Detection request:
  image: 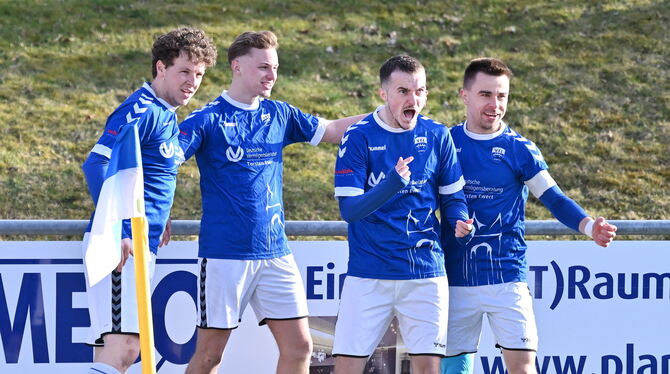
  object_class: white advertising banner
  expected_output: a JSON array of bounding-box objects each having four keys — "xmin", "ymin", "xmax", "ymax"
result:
[{"xmin": 0, "ymin": 241, "xmax": 667, "ymax": 373}]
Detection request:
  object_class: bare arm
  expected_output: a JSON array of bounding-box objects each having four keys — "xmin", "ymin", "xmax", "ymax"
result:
[{"xmin": 320, "ymin": 114, "xmax": 368, "ymax": 144}]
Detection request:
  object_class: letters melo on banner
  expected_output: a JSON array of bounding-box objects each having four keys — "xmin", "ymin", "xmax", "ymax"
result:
[{"xmin": 0, "ymin": 241, "xmax": 668, "ymax": 373}]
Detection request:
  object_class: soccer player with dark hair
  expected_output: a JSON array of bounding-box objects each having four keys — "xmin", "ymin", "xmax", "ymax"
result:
[
  {"xmin": 440, "ymin": 58, "xmax": 617, "ymax": 374},
  {"xmin": 179, "ymin": 30, "xmax": 365, "ymax": 374},
  {"xmin": 332, "ymin": 55, "xmax": 474, "ymax": 374},
  {"xmin": 81, "ymin": 27, "xmax": 217, "ymax": 374}
]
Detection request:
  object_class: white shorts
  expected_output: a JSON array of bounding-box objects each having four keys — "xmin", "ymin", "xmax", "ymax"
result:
[
  {"xmin": 333, "ymin": 276, "xmax": 449, "ymax": 357},
  {"xmin": 82, "ymin": 234, "xmax": 156, "ymax": 346},
  {"xmin": 446, "ymin": 282, "xmax": 538, "ymax": 356},
  {"xmin": 197, "ymin": 254, "xmax": 309, "ymax": 329}
]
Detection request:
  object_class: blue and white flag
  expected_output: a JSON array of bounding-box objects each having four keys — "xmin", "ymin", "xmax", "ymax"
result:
[{"xmin": 84, "ymin": 124, "xmax": 145, "ymax": 286}]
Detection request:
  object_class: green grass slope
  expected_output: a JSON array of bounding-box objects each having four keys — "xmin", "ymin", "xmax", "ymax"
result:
[{"xmin": 1, "ymin": 1, "xmax": 668, "ymax": 230}]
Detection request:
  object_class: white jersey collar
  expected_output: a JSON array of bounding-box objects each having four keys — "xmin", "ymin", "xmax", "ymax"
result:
[
  {"xmin": 221, "ymin": 90, "xmax": 261, "ymax": 110},
  {"xmin": 143, "ymin": 82, "xmax": 176, "ymax": 112},
  {"xmin": 373, "ymin": 105, "xmax": 412, "ymax": 133},
  {"xmin": 463, "ymin": 120, "xmax": 507, "ymax": 140}
]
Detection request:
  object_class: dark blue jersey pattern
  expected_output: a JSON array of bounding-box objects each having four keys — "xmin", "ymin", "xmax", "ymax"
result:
[
  {"xmin": 83, "ymin": 82, "xmax": 184, "ymax": 253},
  {"xmin": 334, "ymin": 110, "xmax": 467, "ymax": 280},
  {"xmin": 178, "ymin": 92, "xmax": 325, "ymax": 260},
  {"xmin": 443, "ymin": 122, "xmax": 549, "ymax": 286}
]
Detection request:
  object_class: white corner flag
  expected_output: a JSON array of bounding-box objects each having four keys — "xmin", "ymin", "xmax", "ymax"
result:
[{"xmin": 84, "ymin": 124, "xmax": 145, "ymax": 287}]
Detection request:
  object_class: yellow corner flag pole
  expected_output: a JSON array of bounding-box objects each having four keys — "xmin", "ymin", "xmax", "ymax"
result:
[{"xmin": 131, "ymin": 216, "xmax": 156, "ymax": 374}]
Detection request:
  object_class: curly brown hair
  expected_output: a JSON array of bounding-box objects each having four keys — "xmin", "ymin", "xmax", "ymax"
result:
[{"xmin": 151, "ymin": 26, "xmax": 218, "ymax": 78}]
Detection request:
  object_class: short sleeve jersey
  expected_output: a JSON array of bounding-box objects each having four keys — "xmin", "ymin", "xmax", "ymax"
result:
[
  {"xmin": 86, "ymin": 82, "xmax": 184, "ymax": 253},
  {"xmin": 178, "ymin": 92, "xmax": 326, "ymax": 260},
  {"xmin": 443, "ymin": 122, "xmax": 548, "ymax": 286},
  {"xmin": 334, "ymin": 110, "xmax": 465, "ymax": 280}
]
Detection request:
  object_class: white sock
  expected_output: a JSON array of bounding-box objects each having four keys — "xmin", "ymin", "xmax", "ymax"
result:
[{"xmin": 88, "ymin": 362, "xmax": 121, "ymax": 374}]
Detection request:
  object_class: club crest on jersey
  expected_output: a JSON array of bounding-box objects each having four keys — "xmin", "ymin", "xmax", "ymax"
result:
[
  {"xmin": 159, "ymin": 142, "xmax": 175, "ymax": 158},
  {"xmin": 226, "ymin": 146, "xmax": 244, "ymax": 162},
  {"xmin": 491, "ymin": 146, "xmax": 506, "ymax": 162},
  {"xmin": 367, "ymin": 171, "xmax": 385, "ymax": 187},
  {"xmin": 261, "ymin": 113, "xmax": 271, "ymax": 124},
  {"xmin": 414, "ymin": 135, "xmax": 428, "ymax": 152}
]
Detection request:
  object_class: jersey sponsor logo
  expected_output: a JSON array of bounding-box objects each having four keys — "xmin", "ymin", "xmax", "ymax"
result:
[
  {"xmin": 367, "ymin": 171, "xmax": 385, "ymax": 187},
  {"xmin": 226, "ymin": 146, "xmax": 244, "ymax": 162},
  {"xmin": 261, "ymin": 113, "xmax": 271, "ymax": 123},
  {"xmin": 106, "ymin": 129, "xmax": 118, "ymax": 136},
  {"xmin": 368, "ymin": 145, "xmax": 386, "ymax": 151},
  {"xmin": 159, "ymin": 142, "xmax": 175, "ymax": 158},
  {"xmin": 491, "ymin": 146, "xmax": 506, "ymax": 162},
  {"xmin": 414, "ymin": 135, "xmax": 428, "ymax": 152},
  {"xmin": 335, "ymin": 168, "xmax": 354, "ymax": 175}
]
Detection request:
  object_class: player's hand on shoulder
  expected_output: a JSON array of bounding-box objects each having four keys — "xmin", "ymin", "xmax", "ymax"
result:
[
  {"xmin": 593, "ymin": 216, "xmax": 617, "ymax": 248},
  {"xmin": 395, "ymin": 156, "xmax": 414, "ymax": 180},
  {"xmin": 455, "ymin": 218, "xmax": 474, "ymax": 238}
]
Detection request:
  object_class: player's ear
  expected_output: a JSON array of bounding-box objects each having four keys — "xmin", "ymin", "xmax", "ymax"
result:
[
  {"xmin": 231, "ymin": 59, "xmax": 241, "ymax": 74},
  {"xmin": 459, "ymin": 88, "xmax": 467, "ymax": 104},
  {"xmin": 379, "ymin": 87, "xmax": 387, "ymax": 102},
  {"xmin": 155, "ymin": 60, "xmax": 166, "ymax": 78}
]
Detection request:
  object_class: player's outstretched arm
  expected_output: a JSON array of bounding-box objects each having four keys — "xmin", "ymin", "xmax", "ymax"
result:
[
  {"xmin": 320, "ymin": 114, "xmax": 368, "ymax": 144},
  {"xmin": 579, "ymin": 216, "xmax": 617, "ymax": 247}
]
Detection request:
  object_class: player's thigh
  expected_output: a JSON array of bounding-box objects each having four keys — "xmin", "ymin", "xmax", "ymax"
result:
[
  {"xmin": 446, "ymin": 286, "xmax": 485, "ymax": 356},
  {"xmin": 502, "ymin": 349, "xmax": 536, "ymax": 374},
  {"xmin": 251, "ymin": 254, "xmax": 309, "ymax": 323},
  {"xmin": 332, "ymin": 276, "xmax": 395, "ymax": 357},
  {"xmin": 483, "ymin": 282, "xmax": 538, "ymax": 351},
  {"xmin": 266, "ymin": 317, "xmax": 312, "ymax": 354},
  {"xmin": 84, "ymin": 253, "xmax": 156, "ymax": 345},
  {"xmin": 395, "ymin": 277, "xmax": 449, "ymax": 356},
  {"xmin": 197, "ymin": 257, "xmax": 262, "ymax": 329}
]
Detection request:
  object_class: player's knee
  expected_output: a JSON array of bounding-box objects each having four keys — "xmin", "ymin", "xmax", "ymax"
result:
[
  {"xmin": 281, "ymin": 336, "xmax": 312, "ymax": 362},
  {"xmin": 117, "ymin": 343, "xmax": 141, "ymax": 369}
]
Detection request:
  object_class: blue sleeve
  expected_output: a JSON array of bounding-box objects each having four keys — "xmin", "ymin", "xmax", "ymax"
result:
[
  {"xmin": 538, "ymin": 185, "xmax": 588, "ymax": 232},
  {"xmin": 82, "ymin": 152, "xmax": 108, "ymax": 206},
  {"xmin": 438, "ymin": 126, "xmax": 473, "ymax": 246},
  {"xmin": 339, "ymin": 168, "xmax": 409, "ymax": 223},
  {"xmin": 178, "ymin": 112, "xmax": 207, "ymax": 162},
  {"xmin": 440, "ymin": 190, "xmax": 474, "ymax": 246},
  {"xmin": 281, "ymin": 102, "xmax": 322, "ymax": 146}
]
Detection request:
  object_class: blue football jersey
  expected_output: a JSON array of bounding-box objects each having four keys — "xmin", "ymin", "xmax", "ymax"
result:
[
  {"xmin": 443, "ymin": 122, "xmax": 548, "ymax": 286},
  {"xmin": 179, "ymin": 92, "xmax": 326, "ymax": 260},
  {"xmin": 334, "ymin": 110, "xmax": 465, "ymax": 280},
  {"xmin": 84, "ymin": 82, "xmax": 184, "ymax": 253}
]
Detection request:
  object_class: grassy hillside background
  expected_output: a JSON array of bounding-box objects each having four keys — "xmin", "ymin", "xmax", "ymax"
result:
[{"xmin": 1, "ymin": 0, "xmax": 668, "ymax": 238}]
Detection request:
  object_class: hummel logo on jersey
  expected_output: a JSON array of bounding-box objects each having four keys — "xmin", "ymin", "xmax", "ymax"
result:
[
  {"xmin": 367, "ymin": 171, "xmax": 385, "ymax": 187},
  {"xmin": 491, "ymin": 146, "xmax": 506, "ymax": 162},
  {"xmin": 368, "ymin": 145, "xmax": 386, "ymax": 151},
  {"xmin": 338, "ymin": 147, "xmax": 347, "ymax": 158},
  {"xmin": 224, "ymin": 122, "xmax": 237, "ymax": 127},
  {"xmin": 226, "ymin": 146, "xmax": 244, "ymax": 162},
  {"xmin": 159, "ymin": 142, "xmax": 175, "ymax": 158},
  {"xmin": 261, "ymin": 113, "xmax": 271, "ymax": 123}
]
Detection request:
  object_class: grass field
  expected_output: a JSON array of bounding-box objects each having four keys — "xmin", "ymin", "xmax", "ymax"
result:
[{"xmin": 1, "ymin": 1, "xmax": 668, "ymax": 237}]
